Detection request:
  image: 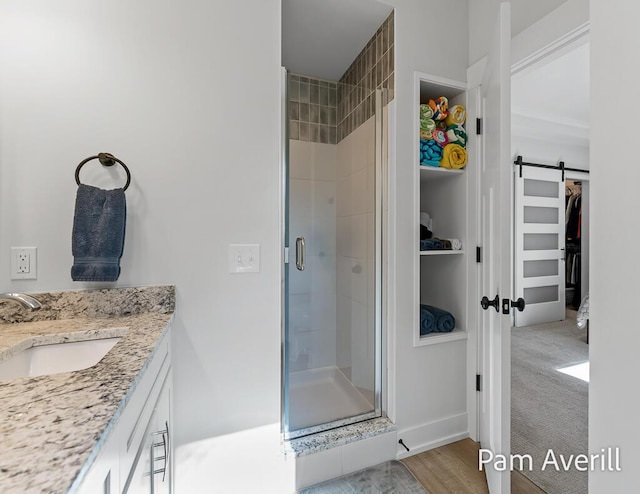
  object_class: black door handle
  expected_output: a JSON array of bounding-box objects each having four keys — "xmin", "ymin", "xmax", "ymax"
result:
[
  {"xmin": 481, "ymin": 295, "xmax": 500, "ymax": 312},
  {"xmin": 502, "ymin": 298, "xmax": 526, "ymax": 314}
]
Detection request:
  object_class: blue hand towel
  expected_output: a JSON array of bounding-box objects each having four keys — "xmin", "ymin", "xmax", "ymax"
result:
[
  {"xmin": 421, "ymin": 304, "xmax": 455, "ymax": 333},
  {"xmin": 420, "ymin": 239, "xmax": 443, "ymax": 251},
  {"xmin": 420, "ymin": 306, "xmax": 436, "ymax": 335},
  {"xmin": 71, "ymin": 184, "xmax": 126, "ymax": 282}
]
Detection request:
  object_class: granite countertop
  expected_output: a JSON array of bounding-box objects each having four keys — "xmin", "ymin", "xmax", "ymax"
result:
[{"xmin": 0, "ymin": 286, "xmax": 174, "ymax": 494}]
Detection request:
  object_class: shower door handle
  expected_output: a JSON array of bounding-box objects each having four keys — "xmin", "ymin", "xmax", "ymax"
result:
[{"xmin": 296, "ymin": 236, "xmax": 306, "ymax": 271}]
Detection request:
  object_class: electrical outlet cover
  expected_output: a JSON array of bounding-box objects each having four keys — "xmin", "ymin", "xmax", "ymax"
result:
[{"xmin": 11, "ymin": 247, "xmax": 37, "ymax": 280}]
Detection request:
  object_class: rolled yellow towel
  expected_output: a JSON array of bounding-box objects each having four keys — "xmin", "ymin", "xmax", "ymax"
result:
[
  {"xmin": 420, "ymin": 129, "xmax": 434, "ymax": 140},
  {"xmin": 440, "ymin": 143, "xmax": 467, "ymax": 169},
  {"xmin": 445, "ymin": 105, "xmax": 466, "ymax": 127}
]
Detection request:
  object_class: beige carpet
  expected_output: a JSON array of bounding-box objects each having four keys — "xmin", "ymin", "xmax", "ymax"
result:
[{"xmin": 511, "ymin": 309, "xmax": 588, "ymax": 494}]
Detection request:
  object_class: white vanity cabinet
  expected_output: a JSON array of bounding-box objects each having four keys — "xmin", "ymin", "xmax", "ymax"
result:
[{"xmin": 75, "ymin": 330, "xmax": 173, "ymax": 494}]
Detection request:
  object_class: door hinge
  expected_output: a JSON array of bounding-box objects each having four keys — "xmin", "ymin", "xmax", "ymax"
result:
[
  {"xmin": 476, "ymin": 374, "xmax": 482, "ymax": 392},
  {"xmin": 284, "ymin": 247, "xmax": 289, "ymax": 263},
  {"xmin": 476, "ymin": 246, "xmax": 481, "ymax": 263},
  {"xmin": 476, "ymin": 118, "xmax": 482, "ymax": 135}
]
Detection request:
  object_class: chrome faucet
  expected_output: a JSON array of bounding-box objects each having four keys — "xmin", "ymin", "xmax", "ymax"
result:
[{"xmin": 0, "ymin": 293, "xmax": 42, "ymax": 310}]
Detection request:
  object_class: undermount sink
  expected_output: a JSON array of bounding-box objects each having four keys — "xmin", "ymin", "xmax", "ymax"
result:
[{"xmin": 0, "ymin": 337, "xmax": 121, "ymax": 381}]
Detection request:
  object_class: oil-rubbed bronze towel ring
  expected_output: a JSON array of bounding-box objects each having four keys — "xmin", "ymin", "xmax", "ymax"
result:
[{"xmin": 75, "ymin": 152, "xmax": 131, "ymax": 191}]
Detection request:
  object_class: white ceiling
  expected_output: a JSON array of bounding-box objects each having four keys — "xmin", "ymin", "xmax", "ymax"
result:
[
  {"xmin": 512, "ymin": 42, "xmax": 590, "ymax": 131},
  {"xmin": 282, "ymin": 0, "xmax": 393, "ymax": 81}
]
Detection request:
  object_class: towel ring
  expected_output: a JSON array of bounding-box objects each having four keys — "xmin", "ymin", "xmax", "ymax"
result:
[{"xmin": 75, "ymin": 153, "xmax": 131, "ymax": 191}]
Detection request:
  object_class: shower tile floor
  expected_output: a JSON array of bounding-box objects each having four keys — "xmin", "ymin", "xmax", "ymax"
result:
[{"xmin": 288, "ymin": 366, "xmax": 374, "ymax": 431}]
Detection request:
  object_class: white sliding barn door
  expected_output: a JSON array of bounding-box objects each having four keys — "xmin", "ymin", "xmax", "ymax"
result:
[{"xmin": 514, "ymin": 165, "xmax": 565, "ymax": 327}]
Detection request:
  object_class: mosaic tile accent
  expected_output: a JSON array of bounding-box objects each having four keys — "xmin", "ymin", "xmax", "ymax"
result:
[
  {"xmin": 338, "ymin": 10, "xmax": 394, "ymax": 141},
  {"xmin": 289, "ymin": 74, "xmax": 338, "ymax": 145}
]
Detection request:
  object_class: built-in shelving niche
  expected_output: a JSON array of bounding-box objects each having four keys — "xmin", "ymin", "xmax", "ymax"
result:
[{"xmin": 415, "ymin": 72, "xmax": 470, "ymax": 347}]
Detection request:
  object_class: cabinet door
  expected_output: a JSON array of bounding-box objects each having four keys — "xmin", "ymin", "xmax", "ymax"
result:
[
  {"xmin": 123, "ymin": 409, "xmax": 155, "ymax": 494},
  {"xmin": 76, "ymin": 430, "xmax": 120, "ymax": 494},
  {"xmin": 151, "ymin": 370, "xmax": 172, "ymax": 494}
]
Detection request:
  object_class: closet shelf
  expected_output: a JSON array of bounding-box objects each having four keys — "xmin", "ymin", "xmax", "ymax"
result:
[
  {"xmin": 419, "ymin": 166, "xmax": 464, "ymax": 183},
  {"xmin": 420, "ymin": 250, "xmax": 464, "ymax": 256},
  {"xmin": 416, "ymin": 328, "xmax": 468, "ymax": 347}
]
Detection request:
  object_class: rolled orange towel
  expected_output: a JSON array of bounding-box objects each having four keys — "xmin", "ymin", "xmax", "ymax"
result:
[
  {"xmin": 440, "ymin": 143, "xmax": 467, "ymax": 169},
  {"xmin": 428, "ymin": 96, "xmax": 448, "ymax": 121}
]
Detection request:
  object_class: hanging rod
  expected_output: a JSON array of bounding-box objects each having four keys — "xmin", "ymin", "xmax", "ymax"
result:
[
  {"xmin": 513, "ymin": 155, "xmax": 589, "ymax": 181},
  {"xmin": 75, "ymin": 152, "xmax": 131, "ymax": 191}
]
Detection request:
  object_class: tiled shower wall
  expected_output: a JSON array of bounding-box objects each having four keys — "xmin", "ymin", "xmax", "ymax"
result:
[
  {"xmin": 289, "ymin": 10, "xmax": 394, "ymax": 144},
  {"xmin": 289, "ymin": 75, "xmax": 338, "ymax": 144},
  {"xmin": 338, "ymin": 11, "xmax": 394, "ymax": 141}
]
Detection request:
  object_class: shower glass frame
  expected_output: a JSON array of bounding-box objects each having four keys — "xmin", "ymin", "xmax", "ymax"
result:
[{"xmin": 281, "ymin": 69, "xmax": 385, "ymax": 440}]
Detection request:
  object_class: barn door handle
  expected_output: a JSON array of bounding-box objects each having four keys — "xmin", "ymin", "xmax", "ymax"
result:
[
  {"xmin": 295, "ymin": 236, "xmax": 306, "ymax": 271},
  {"xmin": 480, "ymin": 295, "xmax": 500, "ymax": 312}
]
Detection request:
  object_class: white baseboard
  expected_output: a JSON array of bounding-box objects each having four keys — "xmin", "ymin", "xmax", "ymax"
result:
[{"xmin": 395, "ymin": 412, "xmax": 469, "ymax": 459}]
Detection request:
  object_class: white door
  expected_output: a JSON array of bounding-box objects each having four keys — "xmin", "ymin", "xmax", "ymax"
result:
[
  {"xmin": 514, "ymin": 165, "xmax": 565, "ymax": 326},
  {"xmin": 478, "ymin": 3, "xmax": 511, "ymax": 493}
]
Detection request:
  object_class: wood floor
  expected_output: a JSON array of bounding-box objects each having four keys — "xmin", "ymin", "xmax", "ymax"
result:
[{"xmin": 401, "ymin": 438, "xmax": 545, "ymax": 494}]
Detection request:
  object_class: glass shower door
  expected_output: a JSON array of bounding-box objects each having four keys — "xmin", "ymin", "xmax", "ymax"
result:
[{"xmin": 282, "ymin": 74, "xmax": 384, "ymax": 439}]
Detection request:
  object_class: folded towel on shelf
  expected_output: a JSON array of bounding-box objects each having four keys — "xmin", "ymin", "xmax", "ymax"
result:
[
  {"xmin": 420, "ymin": 117, "xmax": 436, "ymax": 133},
  {"xmin": 440, "ymin": 143, "xmax": 467, "ymax": 169},
  {"xmin": 435, "ymin": 120, "xmax": 448, "ymax": 130},
  {"xmin": 420, "ymin": 129, "xmax": 434, "ymax": 140},
  {"xmin": 445, "ymin": 125, "xmax": 467, "ymax": 147},
  {"xmin": 420, "ymin": 304, "xmax": 455, "ymax": 333},
  {"xmin": 420, "ymin": 104, "xmax": 434, "ymax": 120},
  {"xmin": 420, "ymin": 212, "xmax": 433, "ymax": 240},
  {"xmin": 420, "ymin": 138, "xmax": 443, "ymax": 167},
  {"xmin": 439, "ymin": 239, "xmax": 452, "ymax": 250},
  {"xmin": 420, "ymin": 238, "xmax": 443, "ymax": 251},
  {"xmin": 420, "ymin": 307, "xmax": 436, "ymax": 335},
  {"xmin": 432, "ymin": 128, "xmax": 449, "ymax": 147},
  {"xmin": 446, "ymin": 238, "xmax": 462, "ymax": 250},
  {"xmin": 428, "ymin": 97, "xmax": 449, "ymax": 121},
  {"xmin": 71, "ymin": 184, "xmax": 126, "ymax": 282},
  {"xmin": 445, "ymin": 105, "xmax": 466, "ymax": 127}
]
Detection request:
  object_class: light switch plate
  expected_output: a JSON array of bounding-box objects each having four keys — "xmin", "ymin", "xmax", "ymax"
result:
[{"xmin": 228, "ymin": 244, "xmax": 260, "ymax": 273}]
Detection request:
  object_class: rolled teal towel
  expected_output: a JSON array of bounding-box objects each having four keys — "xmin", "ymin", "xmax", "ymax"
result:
[
  {"xmin": 419, "ymin": 139, "xmax": 443, "ymax": 167},
  {"xmin": 420, "ymin": 304, "xmax": 455, "ymax": 333},
  {"xmin": 420, "ymin": 307, "xmax": 436, "ymax": 335}
]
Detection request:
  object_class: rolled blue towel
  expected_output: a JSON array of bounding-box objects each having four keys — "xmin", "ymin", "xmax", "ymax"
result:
[
  {"xmin": 420, "ymin": 239, "xmax": 443, "ymax": 251},
  {"xmin": 71, "ymin": 184, "xmax": 126, "ymax": 282},
  {"xmin": 421, "ymin": 304, "xmax": 455, "ymax": 332},
  {"xmin": 420, "ymin": 306, "xmax": 436, "ymax": 335}
]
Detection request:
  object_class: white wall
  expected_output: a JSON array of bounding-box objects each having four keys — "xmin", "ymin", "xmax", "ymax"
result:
[
  {"xmin": 511, "ymin": 133, "xmax": 589, "ymax": 171},
  {"xmin": 469, "ymin": 0, "xmax": 577, "ymax": 65},
  {"xmin": 288, "ymin": 140, "xmax": 337, "ymax": 371},
  {"xmin": 377, "ymin": 0, "xmax": 470, "ymax": 452},
  {"xmin": 0, "ymin": 0, "xmax": 282, "ymax": 446},
  {"xmin": 590, "ymin": 0, "xmax": 640, "ymax": 490}
]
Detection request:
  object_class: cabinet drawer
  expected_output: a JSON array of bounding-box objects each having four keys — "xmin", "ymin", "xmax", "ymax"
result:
[{"xmin": 118, "ymin": 333, "xmax": 171, "ymax": 491}]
